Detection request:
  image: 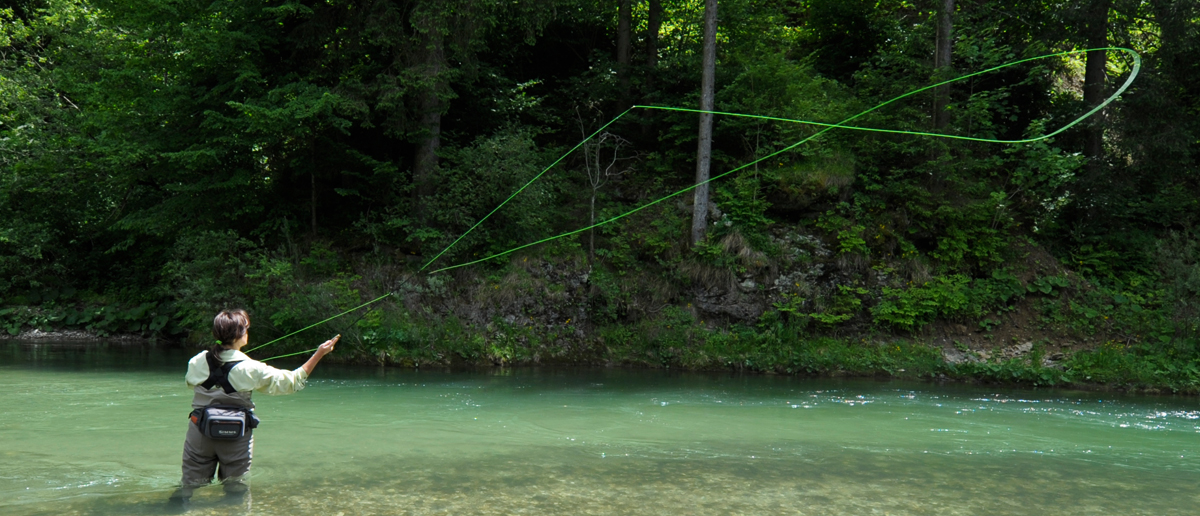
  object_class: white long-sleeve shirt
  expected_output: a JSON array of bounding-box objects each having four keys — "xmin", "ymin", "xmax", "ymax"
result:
[{"xmin": 185, "ymin": 349, "xmax": 309, "ymax": 409}]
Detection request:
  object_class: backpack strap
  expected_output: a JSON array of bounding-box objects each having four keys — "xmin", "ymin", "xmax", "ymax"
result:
[{"xmin": 200, "ymin": 351, "xmax": 244, "ymax": 394}]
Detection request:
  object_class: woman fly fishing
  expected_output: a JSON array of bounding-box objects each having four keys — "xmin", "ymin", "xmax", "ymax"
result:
[{"xmin": 168, "ymin": 309, "xmax": 339, "ymax": 508}]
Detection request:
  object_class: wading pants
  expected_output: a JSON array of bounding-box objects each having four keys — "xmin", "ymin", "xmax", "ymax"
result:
[{"xmin": 173, "ymin": 420, "xmax": 253, "ymax": 498}]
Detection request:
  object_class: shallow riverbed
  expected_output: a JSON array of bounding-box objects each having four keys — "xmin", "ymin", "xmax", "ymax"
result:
[{"xmin": 2, "ymin": 341, "xmax": 1199, "ymax": 515}]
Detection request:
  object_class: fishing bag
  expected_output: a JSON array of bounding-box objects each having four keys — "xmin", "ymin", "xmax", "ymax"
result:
[{"xmin": 189, "ymin": 405, "xmax": 260, "ymax": 440}]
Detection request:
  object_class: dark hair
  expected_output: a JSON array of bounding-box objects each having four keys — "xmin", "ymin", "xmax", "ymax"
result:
[{"xmin": 210, "ymin": 309, "xmax": 250, "ymax": 362}]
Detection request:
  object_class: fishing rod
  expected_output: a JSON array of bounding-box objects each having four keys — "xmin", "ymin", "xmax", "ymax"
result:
[{"xmin": 248, "ymin": 47, "xmax": 1140, "ymax": 361}]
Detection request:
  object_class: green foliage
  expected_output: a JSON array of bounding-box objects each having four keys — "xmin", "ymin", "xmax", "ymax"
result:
[
  {"xmin": 354, "ymin": 306, "xmax": 484, "ymax": 367},
  {"xmin": 928, "ymin": 191, "xmax": 1014, "ymax": 266},
  {"xmin": 0, "ymin": 302, "xmax": 183, "ymax": 338},
  {"xmin": 714, "ymin": 174, "xmax": 772, "ymax": 235},
  {"xmin": 772, "ymin": 293, "xmax": 807, "ymax": 319},
  {"xmin": 300, "ymin": 243, "xmax": 341, "ymax": 278},
  {"xmin": 802, "ymin": 0, "xmax": 892, "ymax": 82},
  {"xmin": 1026, "ymin": 275, "xmax": 1071, "ymax": 296},
  {"xmin": 949, "ymin": 358, "xmax": 1070, "ymax": 388},
  {"xmin": 598, "ymin": 306, "xmax": 945, "ymax": 377},
  {"xmin": 1002, "ymin": 139, "xmax": 1086, "ymax": 232},
  {"xmin": 414, "ymin": 128, "xmax": 558, "ymax": 260},
  {"xmin": 873, "ymin": 275, "xmax": 972, "ymax": 330},
  {"xmin": 263, "ymin": 274, "xmax": 362, "ymax": 345},
  {"xmin": 161, "ymin": 231, "xmax": 261, "ymax": 330},
  {"xmin": 809, "ymin": 285, "xmax": 867, "ymax": 325},
  {"xmin": 978, "ymin": 318, "xmax": 1000, "ymax": 332},
  {"xmin": 590, "ymin": 185, "xmax": 687, "ymax": 274},
  {"xmin": 971, "ymin": 269, "xmax": 1027, "ymax": 306},
  {"xmin": 588, "ymin": 267, "xmax": 627, "ymax": 323},
  {"xmin": 1064, "ymin": 341, "xmax": 1200, "ymax": 393},
  {"xmin": 871, "ymin": 269, "xmax": 1032, "ymax": 332},
  {"xmin": 0, "ymin": 0, "xmax": 1198, "ymax": 396},
  {"xmin": 1156, "ymin": 228, "xmax": 1200, "ymax": 338},
  {"xmin": 602, "ymin": 305, "xmax": 698, "ymax": 366},
  {"xmin": 0, "ymin": 222, "xmax": 58, "ymax": 291},
  {"xmin": 816, "ymin": 211, "xmax": 868, "ymax": 256},
  {"xmin": 941, "ymin": 338, "xmax": 1200, "ymax": 393}
]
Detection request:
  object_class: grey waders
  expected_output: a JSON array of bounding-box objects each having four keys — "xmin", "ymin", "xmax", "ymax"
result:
[{"xmin": 171, "ymin": 351, "xmax": 257, "ymax": 505}]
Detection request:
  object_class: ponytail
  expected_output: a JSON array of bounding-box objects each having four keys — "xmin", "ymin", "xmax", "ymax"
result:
[
  {"xmin": 211, "ymin": 309, "xmax": 251, "ymax": 363},
  {"xmin": 208, "ymin": 342, "xmax": 227, "ymax": 362}
]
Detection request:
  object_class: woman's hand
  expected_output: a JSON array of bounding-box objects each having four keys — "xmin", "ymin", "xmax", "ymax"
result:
[
  {"xmin": 302, "ymin": 334, "xmax": 340, "ymax": 375},
  {"xmin": 316, "ymin": 334, "xmax": 341, "ymax": 357}
]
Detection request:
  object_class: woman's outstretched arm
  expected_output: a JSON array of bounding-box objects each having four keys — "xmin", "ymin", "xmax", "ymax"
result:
[{"xmin": 301, "ymin": 335, "xmax": 340, "ymax": 376}]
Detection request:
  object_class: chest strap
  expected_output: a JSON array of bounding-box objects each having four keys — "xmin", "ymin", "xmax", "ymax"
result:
[{"xmin": 200, "ymin": 351, "xmax": 244, "ymax": 394}]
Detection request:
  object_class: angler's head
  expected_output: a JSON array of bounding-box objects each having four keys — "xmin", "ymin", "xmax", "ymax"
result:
[{"xmin": 213, "ymin": 309, "xmax": 251, "ymax": 350}]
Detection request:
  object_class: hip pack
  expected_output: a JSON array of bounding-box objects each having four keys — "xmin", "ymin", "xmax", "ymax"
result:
[{"xmin": 189, "ymin": 405, "xmax": 260, "ymax": 440}]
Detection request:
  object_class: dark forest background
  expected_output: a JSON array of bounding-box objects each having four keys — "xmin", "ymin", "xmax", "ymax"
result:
[{"xmin": 2, "ymin": 0, "xmax": 1199, "ymax": 389}]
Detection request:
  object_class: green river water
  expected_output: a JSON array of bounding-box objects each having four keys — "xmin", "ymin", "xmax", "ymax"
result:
[{"xmin": 2, "ymin": 341, "xmax": 1199, "ymax": 515}]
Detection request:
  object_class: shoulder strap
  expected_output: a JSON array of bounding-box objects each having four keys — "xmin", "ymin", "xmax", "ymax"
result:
[{"xmin": 199, "ymin": 351, "xmax": 244, "ymax": 394}]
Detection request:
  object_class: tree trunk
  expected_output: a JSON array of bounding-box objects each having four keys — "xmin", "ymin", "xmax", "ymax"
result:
[
  {"xmin": 309, "ymin": 141, "xmax": 318, "ymax": 235},
  {"xmin": 1083, "ymin": 0, "xmax": 1111, "ymax": 176},
  {"xmin": 645, "ymin": 0, "xmax": 662, "ymax": 91},
  {"xmin": 641, "ymin": 0, "xmax": 663, "ymax": 137},
  {"xmin": 589, "ymin": 192, "xmax": 596, "ymax": 263},
  {"xmin": 933, "ymin": 0, "xmax": 954, "ymax": 130},
  {"xmin": 310, "ymin": 169, "xmax": 317, "ymax": 235},
  {"xmin": 413, "ymin": 16, "xmax": 445, "ymax": 227},
  {"xmin": 617, "ymin": 0, "xmax": 632, "ymax": 109},
  {"xmin": 691, "ymin": 0, "xmax": 717, "ymax": 246}
]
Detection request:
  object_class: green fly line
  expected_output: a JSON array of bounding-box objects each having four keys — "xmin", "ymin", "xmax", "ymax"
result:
[
  {"xmin": 245, "ymin": 292, "xmax": 393, "ymax": 358},
  {"xmin": 252, "ymin": 47, "xmax": 1139, "ymax": 362}
]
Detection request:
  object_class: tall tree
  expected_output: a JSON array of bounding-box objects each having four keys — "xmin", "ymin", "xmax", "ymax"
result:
[
  {"xmin": 302, "ymin": 0, "xmax": 557, "ymax": 236},
  {"xmin": 933, "ymin": 0, "xmax": 954, "ymax": 130},
  {"xmin": 641, "ymin": 0, "xmax": 663, "ymax": 137},
  {"xmin": 1083, "ymin": 0, "xmax": 1112, "ymax": 177},
  {"xmin": 645, "ymin": 0, "xmax": 662, "ymax": 79},
  {"xmin": 691, "ymin": 0, "xmax": 718, "ymax": 245},
  {"xmin": 617, "ymin": 0, "xmax": 632, "ymax": 109},
  {"xmin": 412, "ymin": 8, "xmax": 447, "ymax": 226},
  {"xmin": 806, "ymin": 0, "xmax": 886, "ymax": 83}
]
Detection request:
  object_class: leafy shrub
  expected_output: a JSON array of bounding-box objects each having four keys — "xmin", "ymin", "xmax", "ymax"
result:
[
  {"xmin": 714, "ymin": 174, "xmax": 773, "ymax": 236},
  {"xmin": 1156, "ymin": 229, "xmax": 1200, "ymax": 339},
  {"xmin": 419, "ymin": 128, "xmax": 559, "ymax": 261},
  {"xmin": 0, "ymin": 302, "xmax": 182, "ymax": 337},
  {"xmin": 816, "ymin": 211, "xmax": 868, "ymax": 255},
  {"xmin": 810, "ymin": 285, "xmax": 867, "ymax": 325},
  {"xmin": 161, "ymin": 230, "xmax": 260, "ymax": 330},
  {"xmin": 969, "ymin": 269, "xmax": 1025, "ymax": 307},
  {"xmin": 873, "ymin": 275, "xmax": 971, "ymax": 330},
  {"xmin": 0, "ymin": 221, "xmax": 59, "ymax": 292},
  {"xmin": 1026, "ymin": 274, "xmax": 1070, "ymax": 295}
]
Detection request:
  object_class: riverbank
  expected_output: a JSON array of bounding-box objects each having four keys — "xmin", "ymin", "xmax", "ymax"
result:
[
  {"xmin": 3, "ymin": 234, "xmax": 1195, "ymax": 393},
  {"xmin": 5, "ymin": 328, "xmax": 1195, "ymax": 395},
  {"xmin": 0, "ymin": 328, "xmax": 151, "ymax": 342}
]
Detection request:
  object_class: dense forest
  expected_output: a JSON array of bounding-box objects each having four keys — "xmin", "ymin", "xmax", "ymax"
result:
[{"xmin": 2, "ymin": 0, "xmax": 1199, "ymax": 390}]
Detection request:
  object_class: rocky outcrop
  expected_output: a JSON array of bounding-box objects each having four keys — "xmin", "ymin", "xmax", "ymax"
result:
[
  {"xmin": 693, "ymin": 282, "xmax": 765, "ymax": 321},
  {"xmin": 942, "ymin": 341, "xmax": 1038, "ymax": 365}
]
